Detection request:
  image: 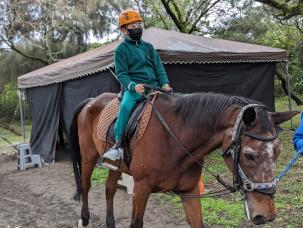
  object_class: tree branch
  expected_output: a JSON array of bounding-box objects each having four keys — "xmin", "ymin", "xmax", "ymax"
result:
[
  {"xmin": 276, "ymin": 70, "xmax": 303, "ymax": 105},
  {"xmin": 186, "ymin": 2, "xmax": 206, "ymax": 26},
  {"xmin": 171, "ymin": 1, "xmax": 183, "ymax": 23},
  {"xmin": 151, "ymin": 2, "xmax": 169, "ymax": 30},
  {"xmin": 256, "ymin": 0, "xmax": 303, "ymax": 19},
  {"xmin": 160, "ymin": 0, "xmax": 186, "ymax": 32},
  {"xmin": 0, "ymin": 35, "xmax": 49, "ymax": 65},
  {"xmin": 189, "ymin": 0, "xmax": 221, "ymax": 34},
  {"xmin": 295, "ymin": 18, "xmax": 303, "ymax": 34}
]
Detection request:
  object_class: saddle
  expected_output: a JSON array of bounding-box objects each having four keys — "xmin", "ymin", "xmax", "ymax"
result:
[{"xmin": 97, "ymin": 93, "xmax": 158, "ymax": 164}]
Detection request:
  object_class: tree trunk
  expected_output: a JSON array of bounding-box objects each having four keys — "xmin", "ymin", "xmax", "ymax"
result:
[
  {"xmin": 276, "ymin": 71, "xmax": 303, "ymax": 105},
  {"xmin": 0, "ymin": 121, "xmax": 21, "ymax": 136}
]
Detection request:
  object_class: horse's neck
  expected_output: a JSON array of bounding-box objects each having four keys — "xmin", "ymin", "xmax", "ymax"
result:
[
  {"xmin": 155, "ymin": 95, "xmax": 236, "ymax": 170},
  {"xmin": 173, "ymin": 110, "xmax": 235, "ymax": 171},
  {"xmin": 179, "ymin": 127, "xmax": 226, "ymax": 170}
]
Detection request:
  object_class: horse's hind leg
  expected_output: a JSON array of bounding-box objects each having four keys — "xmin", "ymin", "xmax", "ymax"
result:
[
  {"xmin": 78, "ymin": 151, "xmax": 99, "ymax": 227},
  {"xmin": 130, "ymin": 180, "xmax": 151, "ymax": 228},
  {"xmin": 105, "ymin": 170, "xmax": 122, "ymax": 228},
  {"xmin": 181, "ymin": 183, "xmax": 203, "ymax": 228}
]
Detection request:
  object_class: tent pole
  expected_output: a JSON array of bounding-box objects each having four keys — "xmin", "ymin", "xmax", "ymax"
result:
[
  {"xmin": 285, "ymin": 61, "xmax": 293, "ymax": 129},
  {"xmin": 19, "ymin": 89, "xmax": 26, "ymax": 143}
]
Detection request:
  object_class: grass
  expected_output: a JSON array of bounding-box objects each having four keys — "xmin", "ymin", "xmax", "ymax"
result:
[
  {"xmin": 0, "ymin": 121, "xmax": 31, "ymax": 154},
  {"xmin": 91, "ymin": 167, "xmax": 109, "ymax": 185}
]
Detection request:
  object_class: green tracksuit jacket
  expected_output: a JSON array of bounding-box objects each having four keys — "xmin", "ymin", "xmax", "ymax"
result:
[{"xmin": 114, "ymin": 37, "xmax": 170, "ymax": 141}]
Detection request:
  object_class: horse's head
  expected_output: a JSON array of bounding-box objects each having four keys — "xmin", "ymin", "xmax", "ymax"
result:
[{"xmin": 221, "ymin": 105, "xmax": 299, "ymax": 225}]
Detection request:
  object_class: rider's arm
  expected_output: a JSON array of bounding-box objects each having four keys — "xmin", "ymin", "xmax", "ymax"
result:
[{"xmin": 114, "ymin": 48, "xmax": 137, "ymax": 92}]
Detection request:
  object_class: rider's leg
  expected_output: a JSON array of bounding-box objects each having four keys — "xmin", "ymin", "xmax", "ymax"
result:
[{"xmin": 103, "ymin": 91, "xmax": 142, "ymax": 161}]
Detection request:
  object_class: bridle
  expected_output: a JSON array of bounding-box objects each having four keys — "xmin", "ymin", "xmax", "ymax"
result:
[{"xmin": 221, "ymin": 104, "xmax": 279, "ymax": 198}]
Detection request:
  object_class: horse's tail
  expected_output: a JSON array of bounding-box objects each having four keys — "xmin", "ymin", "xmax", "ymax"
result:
[{"xmin": 69, "ymin": 98, "xmax": 93, "ymax": 202}]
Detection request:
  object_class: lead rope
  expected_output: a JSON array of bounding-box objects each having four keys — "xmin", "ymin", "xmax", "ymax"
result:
[{"xmin": 276, "ymin": 151, "xmax": 302, "ymax": 182}]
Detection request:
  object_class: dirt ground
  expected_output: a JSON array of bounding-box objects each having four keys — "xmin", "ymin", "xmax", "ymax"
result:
[{"xmin": 0, "ymin": 152, "xmax": 191, "ymax": 228}]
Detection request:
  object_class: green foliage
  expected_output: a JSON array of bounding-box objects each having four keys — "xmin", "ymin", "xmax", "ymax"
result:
[
  {"xmin": 0, "ymin": 48, "xmax": 45, "ymax": 84},
  {"xmin": 141, "ymin": 0, "xmax": 229, "ymax": 34},
  {"xmin": 211, "ymin": 3, "xmax": 268, "ymax": 43},
  {"xmin": 255, "ymin": 0, "xmax": 303, "ymax": 20},
  {"xmin": 0, "ymin": 84, "xmax": 30, "ymax": 123},
  {"xmin": 87, "ymin": 43, "xmax": 104, "ymax": 50},
  {"xmin": 140, "ymin": 0, "xmax": 176, "ymax": 31},
  {"xmin": 0, "ymin": 124, "xmax": 31, "ymax": 153},
  {"xmin": 0, "ymin": 83, "xmax": 19, "ymax": 121},
  {"xmin": 291, "ymin": 63, "xmax": 303, "ymax": 94}
]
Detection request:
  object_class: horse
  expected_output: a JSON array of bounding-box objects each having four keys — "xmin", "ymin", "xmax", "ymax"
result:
[{"xmin": 69, "ymin": 91, "xmax": 298, "ymax": 228}]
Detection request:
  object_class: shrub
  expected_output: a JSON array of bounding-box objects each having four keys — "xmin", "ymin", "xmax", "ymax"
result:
[{"xmin": 0, "ymin": 83, "xmax": 30, "ymax": 123}]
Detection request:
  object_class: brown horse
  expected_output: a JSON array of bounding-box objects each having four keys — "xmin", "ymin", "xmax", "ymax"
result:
[{"xmin": 69, "ymin": 92, "xmax": 298, "ymax": 228}]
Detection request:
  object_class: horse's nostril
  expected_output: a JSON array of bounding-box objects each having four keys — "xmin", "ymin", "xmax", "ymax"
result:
[{"xmin": 252, "ymin": 215, "xmax": 267, "ymax": 225}]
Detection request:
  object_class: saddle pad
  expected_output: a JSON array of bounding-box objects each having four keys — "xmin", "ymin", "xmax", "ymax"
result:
[
  {"xmin": 96, "ymin": 98, "xmax": 120, "ymax": 142},
  {"xmin": 96, "ymin": 95, "xmax": 157, "ymax": 150}
]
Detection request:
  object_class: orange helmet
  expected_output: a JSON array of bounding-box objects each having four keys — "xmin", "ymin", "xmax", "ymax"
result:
[{"xmin": 119, "ymin": 9, "xmax": 142, "ymax": 27}]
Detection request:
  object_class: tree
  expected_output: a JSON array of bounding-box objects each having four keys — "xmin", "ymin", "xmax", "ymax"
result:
[
  {"xmin": 255, "ymin": 0, "xmax": 303, "ymax": 19},
  {"xmin": 0, "ymin": 0, "xmax": 129, "ymax": 65},
  {"xmin": 140, "ymin": 0, "xmax": 226, "ymax": 34}
]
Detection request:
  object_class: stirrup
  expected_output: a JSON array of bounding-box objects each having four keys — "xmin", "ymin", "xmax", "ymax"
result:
[{"xmin": 101, "ymin": 162, "xmax": 118, "ymax": 171}]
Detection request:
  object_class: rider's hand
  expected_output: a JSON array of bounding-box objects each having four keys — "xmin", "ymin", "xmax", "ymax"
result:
[
  {"xmin": 162, "ymin": 84, "xmax": 173, "ymax": 92},
  {"xmin": 135, "ymin": 84, "xmax": 145, "ymax": 94}
]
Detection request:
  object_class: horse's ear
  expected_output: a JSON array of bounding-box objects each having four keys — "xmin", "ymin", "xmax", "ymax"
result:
[
  {"xmin": 243, "ymin": 107, "xmax": 256, "ymax": 126},
  {"xmin": 269, "ymin": 111, "xmax": 300, "ymax": 125}
]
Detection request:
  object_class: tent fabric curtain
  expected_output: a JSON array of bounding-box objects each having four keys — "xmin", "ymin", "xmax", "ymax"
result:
[
  {"xmin": 166, "ymin": 62, "xmax": 276, "ymax": 111},
  {"xmin": 27, "ymin": 84, "xmax": 62, "ymax": 163}
]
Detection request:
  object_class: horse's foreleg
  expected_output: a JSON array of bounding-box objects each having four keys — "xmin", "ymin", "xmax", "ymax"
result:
[
  {"xmin": 79, "ymin": 153, "xmax": 99, "ymax": 227},
  {"xmin": 105, "ymin": 170, "xmax": 121, "ymax": 228},
  {"xmin": 181, "ymin": 183, "xmax": 203, "ymax": 228},
  {"xmin": 130, "ymin": 180, "xmax": 151, "ymax": 228}
]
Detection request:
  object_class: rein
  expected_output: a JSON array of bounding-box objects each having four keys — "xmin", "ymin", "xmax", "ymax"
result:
[{"xmin": 143, "ymin": 89, "xmax": 279, "ymax": 199}]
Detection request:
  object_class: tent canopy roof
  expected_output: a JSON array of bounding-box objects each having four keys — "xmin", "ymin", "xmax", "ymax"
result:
[{"xmin": 18, "ymin": 27, "xmax": 287, "ymax": 89}]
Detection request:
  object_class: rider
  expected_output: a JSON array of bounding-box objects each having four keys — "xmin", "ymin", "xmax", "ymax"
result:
[
  {"xmin": 103, "ymin": 9, "xmax": 172, "ymax": 161},
  {"xmin": 293, "ymin": 112, "xmax": 303, "ymax": 155}
]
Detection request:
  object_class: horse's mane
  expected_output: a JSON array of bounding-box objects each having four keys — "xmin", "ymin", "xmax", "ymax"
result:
[{"xmin": 173, "ymin": 92, "xmax": 273, "ymax": 132}]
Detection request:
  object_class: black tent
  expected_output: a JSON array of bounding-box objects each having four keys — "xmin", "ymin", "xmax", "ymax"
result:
[{"xmin": 18, "ymin": 28, "xmax": 287, "ymax": 163}]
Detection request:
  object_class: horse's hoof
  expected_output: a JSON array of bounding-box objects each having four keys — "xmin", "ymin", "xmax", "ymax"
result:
[{"xmin": 77, "ymin": 219, "xmax": 89, "ymax": 227}]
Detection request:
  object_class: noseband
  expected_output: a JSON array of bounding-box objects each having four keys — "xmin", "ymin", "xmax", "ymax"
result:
[{"xmin": 221, "ymin": 104, "xmax": 278, "ymax": 197}]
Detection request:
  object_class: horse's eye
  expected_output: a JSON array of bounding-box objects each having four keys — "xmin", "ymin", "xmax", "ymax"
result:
[{"xmin": 244, "ymin": 152, "xmax": 256, "ymax": 161}]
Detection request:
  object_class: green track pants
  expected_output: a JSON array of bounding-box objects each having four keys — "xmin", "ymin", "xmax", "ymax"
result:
[{"xmin": 114, "ymin": 90, "xmax": 142, "ymax": 141}]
